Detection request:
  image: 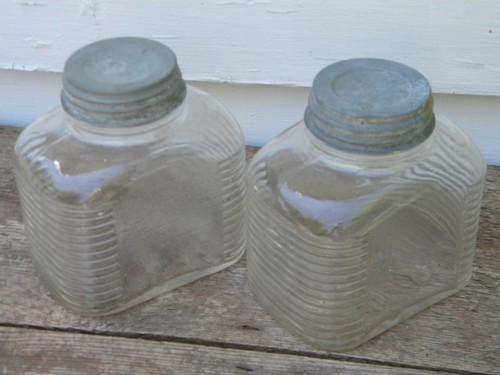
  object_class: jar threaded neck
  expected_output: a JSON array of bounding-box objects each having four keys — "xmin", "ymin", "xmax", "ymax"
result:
[
  {"xmin": 304, "ymin": 58, "xmax": 435, "ymax": 154},
  {"xmin": 61, "ymin": 37, "xmax": 186, "ymax": 128}
]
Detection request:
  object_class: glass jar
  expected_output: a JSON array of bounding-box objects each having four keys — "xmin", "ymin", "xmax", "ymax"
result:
[
  {"xmin": 14, "ymin": 37, "xmax": 246, "ymax": 315},
  {"xmin": 246, "ymin": 59, "xmax": 485, "ymax": 351}
]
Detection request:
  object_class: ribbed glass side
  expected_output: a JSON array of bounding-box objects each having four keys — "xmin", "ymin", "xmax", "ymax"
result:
[
  {"xmin": 248, "ymin": 194, "xmax": 369, "ymax": 349},
  {"xmin": 15, "ymin": 134, "xmax": 124, "ymax": 314},
  {"xmin": 15, "ymin": 86, "xmax": 246, "ymax": 315},
  {"xmin": 246, "ymin": 119, "xmax": 485, "ymax": 351}
]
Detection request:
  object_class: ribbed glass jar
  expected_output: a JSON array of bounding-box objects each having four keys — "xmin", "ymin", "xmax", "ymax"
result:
[
  {"xmin": 14, "ymin": 38, "xmax": 246, "ymax": 315},
  {"xmin": 246, "ymin": 59, "xmax": 485, "ymax": 351}
]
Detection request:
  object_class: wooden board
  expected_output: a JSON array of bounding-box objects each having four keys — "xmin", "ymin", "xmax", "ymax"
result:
[
  {"xmin": 0, "ymin": 126, "xmax": 499, "ymax": 374},
  {"xmin": 2, "ymin": 1, "xmax": 500, "ymax": 95},
  {"xmin": 0, "ymin": 327, "xmax": 457, "ymax": 375}
]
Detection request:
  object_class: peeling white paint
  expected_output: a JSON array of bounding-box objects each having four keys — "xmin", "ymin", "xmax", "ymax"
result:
[
  {"xmin": 6, "ymin": 63, "xmax": 52, "ymax": 72},
  {"xmin": 313, "ymin": 56, "xmax": 341, "ymax": 62},
  {"xmin": 24, "ymin": 37, "xmax": 51, "ymax": 49},
  {"xmin": 78, "ymin": 0, "xmax": 99, "ymax": 22},
  {"xmin": 266, "ymin": 9, "xmax": 296, "ymax": 14},
  {"xmin": 456, "ymin": 59, "xmax": 500, "ymax": 72},
  {"xmin": 216, "ymin": 0, "xmax": 269, "ymax": 5},
  {"xmin": 15, "ymin": 0, "xmax": 45, "ymax": 6},
  {"xmin": 152, "ymin": 35, "xmax": 180, "ymax": 40}
]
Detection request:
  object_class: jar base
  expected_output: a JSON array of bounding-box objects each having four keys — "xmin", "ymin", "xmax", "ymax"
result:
[
  {"xmin": 42, "ymin": 245, "xmax": 245, "ymax": 317},
  {"xmin": 249, "ymin": 275, "xmax": 471, "ymax": 352}
]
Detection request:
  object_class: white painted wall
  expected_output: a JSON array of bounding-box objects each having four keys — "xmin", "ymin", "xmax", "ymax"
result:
[
  {"xmin": 2, "ymin": 69, "xmax": 500, "ymax": 165},
  {"xmin": 2, "ymin": 0, "xmax": 500, "ymax": 95},
  {"xmin": 0, "ymin": 1, "xmax": 499, "ymax": 163}
]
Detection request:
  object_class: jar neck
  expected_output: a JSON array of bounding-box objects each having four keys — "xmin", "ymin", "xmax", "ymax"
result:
[
  {"xmin": 65, "ymin": 98, "xmax": 187, "ymax": 146},
  {"xmin": 305, "ymin": 122, "xmax": 434, "ymax": 171}
]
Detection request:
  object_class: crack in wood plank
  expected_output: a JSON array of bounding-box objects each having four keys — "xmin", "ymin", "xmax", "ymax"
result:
[{"xmin": 0, "ymin": 325, "xmax": 487, "ymax": 375}]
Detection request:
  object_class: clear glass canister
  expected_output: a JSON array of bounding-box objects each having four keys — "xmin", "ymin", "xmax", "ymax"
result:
[
  {"xmin": 246, "ymin": 58, "xmax": 486, "ymax": 351},
  {"xmin": 14, "ymin": 37, "xmax": 246, "ymax": 315}
]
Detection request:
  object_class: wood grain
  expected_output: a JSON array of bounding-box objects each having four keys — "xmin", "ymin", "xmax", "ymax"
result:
[
  {"xmin": 0, "ymin": 126, "xmax": 499, "ymax": 374},
  {"xmin": 0, "ymin": 327, "xmax": 458, "ymax": 375}
]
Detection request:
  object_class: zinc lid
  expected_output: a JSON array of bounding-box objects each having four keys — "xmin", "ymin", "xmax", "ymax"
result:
[
  {"xmin": 304, "ymin": 58, "xmax": 435, "ymax": 154},
  {"xmin": 61, "ymin": 37, "xmax": 186, "ymax": 127}
]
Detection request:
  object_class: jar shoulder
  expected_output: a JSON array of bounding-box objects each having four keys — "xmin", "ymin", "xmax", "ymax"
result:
[
  {"xmin": 430, "ymin": 117, "xmax": 486, "ymax": 183},
  {"xmin": 15, "ymin": 88, "xmax": 245, "ymax": 207},
  {"xmin": 249, "ymin": 119, "xmax": 485, "ymax": 196},
  {"xmin": 247, "ymin": 120, "xmax": 485, "ymax": 235},
  {"xmin": 184, "ymin": 85, "xmax": 244, "ymax": 143},
  {"xmin": 16, "ymin": 86, "xmax": 244, "ymax": 164}
]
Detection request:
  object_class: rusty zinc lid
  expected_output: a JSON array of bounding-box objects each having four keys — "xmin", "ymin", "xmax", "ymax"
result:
[
  {"xmin": 304, "ymin": 58, "xmax": 435, "ymax": 154},
  {"xmin": 61, "ymin": 37, "xmax": 186, "ymax": 127}
]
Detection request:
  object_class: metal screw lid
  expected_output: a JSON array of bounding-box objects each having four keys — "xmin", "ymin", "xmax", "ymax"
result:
[
  {"xmin": 61, "ymin": 37, "xmax": 186, "ymax": 127},
  {"xmin": 304, "ymin": 58, "xmax": 435, "ymax": 154}
]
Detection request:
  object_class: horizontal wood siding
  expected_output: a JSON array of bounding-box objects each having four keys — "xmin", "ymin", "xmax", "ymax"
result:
[{"xmin": 1, "ymin": 0, "xmax": 500, "ymax": 95}]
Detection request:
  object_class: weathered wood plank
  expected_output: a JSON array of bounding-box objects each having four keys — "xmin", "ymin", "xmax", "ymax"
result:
[
  {"xmin": 0, "ymin": 126, "xmax": 499, "ymax": 374},
  {"xmin": 0, "ymin": 327, "xmax": 457, "ymax": 375}
]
